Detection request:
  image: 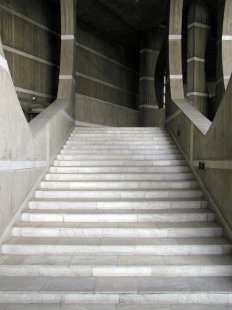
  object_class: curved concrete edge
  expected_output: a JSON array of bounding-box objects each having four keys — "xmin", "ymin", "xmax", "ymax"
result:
[
  {"xmin": 0, "ymin": 0, "xmax": 77, "ymax": 243},
  {"xmin": 166, "ymin": 0, "xmax": 232, "ymax": 238}
]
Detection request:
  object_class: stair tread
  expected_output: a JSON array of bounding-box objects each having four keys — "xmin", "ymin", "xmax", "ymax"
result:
[
  {"xmin": 2, "ymin": 126, "xmax": 232, "ymax": 306},
  {"xmin": 5, "ymin": 236, "xmax": 231, "ymax": 246},
  {"xmin": 15, "ymin": 221, "xmax": 221, "ymax": 228},
  {"xmin": 1, "ymin": 254, "xmax": 232, "ymax": 266},
  {"xmin": 0, "ymin": 276, "xmax": 231, "ymax": 293},
  {"xmin": 22, "ymin": 208, "xmax": 211, "ymax": 214}
]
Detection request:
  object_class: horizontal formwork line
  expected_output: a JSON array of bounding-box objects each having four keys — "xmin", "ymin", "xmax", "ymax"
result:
[
  {"xmin": 76, "ymin": 72, "xmax": 139, "ymax": 97},
  {"xmin": 3, "ymin": 45, "xmax": 59, "ymax": 68},
  {"xmin": 76, "ymin": 42, "xmax": 139, "ymax": 75},
  {"xmin": 0, "ymin": 3, "xmax": 60, "ymax": 37}
]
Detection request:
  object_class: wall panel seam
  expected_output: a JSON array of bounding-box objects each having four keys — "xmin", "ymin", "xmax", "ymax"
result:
[{"xmin": 0, "ymin": 4, "xmax": 60, "ymax": 37}]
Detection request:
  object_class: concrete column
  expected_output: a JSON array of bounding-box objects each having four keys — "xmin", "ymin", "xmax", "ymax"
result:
[
  {"xmin": 57, "ymin": 0, "xmax": 77, "ymax": 102},
  {"xmin": 187, "ymin": 0, "xmax": 210, "ymax": 116},
  {"xmin": 139, "ymin": 28, "xmax": 165, "ymax": 127},
  {"xmin": 222, "ymin": 0, "xmax": 232, "ymax": 89},
  {"xmin": 215, "ymin": 0, "xmax": 225, "ymax": 114},
  {"xmin": 167, "ymin": 0, "xmax": 184, "ymax": 106}
]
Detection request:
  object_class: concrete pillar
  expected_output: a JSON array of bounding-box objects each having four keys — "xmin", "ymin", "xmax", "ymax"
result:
[
  {"xmin": 222, "ymin": 0, "xmax": 232, "ymax": 89},
  {"xmin": 167, "ymin": 0, "xmax": 185, "ymax": 103},
  {"xmin": 139, "ymin": 28, "xmax": 165, "ymax": 127},
  {"xmin": 57, "ymin": 0, "xmax": 77, "ymax": 103},
  {"xmin": 215, "ymin": 0, "xmax": 225, "ymax": 114},
  {"xmin": 187, "ymin": 0, "xmax": 210, "ymax": 116}
]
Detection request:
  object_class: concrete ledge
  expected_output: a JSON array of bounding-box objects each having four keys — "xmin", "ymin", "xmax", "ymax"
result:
[{"xmin": 169, "ymin": 99, "xmax": 212, "ymax": 135}]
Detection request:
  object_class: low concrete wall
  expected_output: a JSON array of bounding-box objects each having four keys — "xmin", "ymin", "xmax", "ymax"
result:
[
  {"xmin": 75, "ymin": 94, "xmax": 141, "ymax": 127},
  {"xmin": 166, "ymin": 78, "xmax": 232, "ymax": 240},
  {"xmin": 0, "ymin": 41, "xmax": 74, "ymax": 244}
]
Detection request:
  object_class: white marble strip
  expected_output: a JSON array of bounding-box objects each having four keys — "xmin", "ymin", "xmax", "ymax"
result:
[
  {"xmin": 187, "ymin": 57, "xmax": 205, "ymax": 63},
  {"xmin": 3, "ymin": 45, "xmax": 58, "ymax": 68},
  {"xmin": 192, "ymin": 160, "xmax": 232, "ymax": 170},
  {"xmin": 15, "ymin": 87, "xmax": 55, "ymax": 99},
  {"xmin": 188, "ymin": 22, "xmax": 211, "ymax": 30},
  {"xmin": 0, "ymin": 4, "xmax": 60, "ymax": 37},
  {"xmin": 140, "ymin": 49, "xmax": 158, "ymax": 54},
  {"xmin": 169, "ymin": 35, "xmax": 182, "ymax": 40},
  {"xmin": 139, "ymin": 77, "xmax": 154, "ymax": 81},
  {"xmin": 76, "ymin": 93, "xmax": 141, "ymax": 113},
  {"xmin": 0, "ymin": 55, "xmax": 9, "ymax": 72},
  {"xmin": 170, "ymin": 75, "xmax": 183, "ymax": 80},
  {"xmin": 187, "ymin": 91, "xmax": 208, "ymax": 97},
  {"xmin": 59, "ymin": 75, "xmax": 73, "ymax": 79},
  {"xmin": 76, "ymin": 72, "xmax": 138, "ymax": 96},
  {"xmin": 0, "ymin": 161, "xmax": 47, "ymax": 171},
  {"xmin": 76, "ymin": 42, "xmax": 138, "ymax": 75},
  {"xmin": 61, "ymin": 35, "xmax": 75, "ymax": 40},
  {"xmin": 222, "ymin": 35, "xmax": 232, "ymax": 41},
  {"xmin": 140, "ymin": 105, "xmax": 159, "ymax": 110},
  {"xmin": 59, "ymin": 75, "xmax": 76, "ymax": 85}
]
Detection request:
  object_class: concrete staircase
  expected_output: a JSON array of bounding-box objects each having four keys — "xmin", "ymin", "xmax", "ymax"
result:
[{"xmin": 0, "ymin": 127, "xmax": 232, "ymax": 309}]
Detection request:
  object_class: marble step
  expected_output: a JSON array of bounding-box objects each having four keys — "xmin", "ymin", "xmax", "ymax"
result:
[
  {"xmin": 53, "ymin": 160, "xmax": 186, "ymax": 167},
  {"xmin": 28, "ymin": 198, "xmax": 208, "ymax": 210},
  {"xmin": 12, "ymin": 222, "xmax": 222, "ymax": 238},
  {"xmin": 63, "ymin": 144, "xmax": 177, "ymax": 150},
  {"xmin": 20, "ymin": 209, "xmax": 215, "ymax": 223},
  {"xmin": 49, "ymin": 166, "xmax": 190, "ymax": 173},
  {"xmin": 70, "ymin": 133, "xmax": 170, "ymax": 138},
  {"xmin": 57, "ymin": 154, "xmax": 182, "ymax": 161},
  {"xmin": 44, "ymin": 172, "xmax": 194, "ymax": 181},
  {"xmin": 40, "ymin": 180, "xmax": 198, "ymax": 190},
  {"xmin": 60, "ymin": 149, "xmax": 179, "ymax": 155},
  {"xmin": 1, "ymin": 253, "xmax": 232, "ymax": 267},
  {"xmin": 34, "ymin": 189, "xmax": 203, "ymax": 199},
  {"xmin": 73, "ymin": 128, "xmax": 167, "ymax": 131},
  {"xmin": 0, "ymin": 304, "xmax": 231, "ymax": 310},
  {"xmin": 2, "ymin": 237, "xmax": 232, "ymax": 255},
  {"xmin": 68, "ymin": 136, "xmax": 171, "ymax": 141},
  {"xmin": 0, "ymin": 261, "xmax": 231, "ymax": 278},
  {"xmin": 66, "ymin": 140, "xmax": 173, "ymax": 146}
]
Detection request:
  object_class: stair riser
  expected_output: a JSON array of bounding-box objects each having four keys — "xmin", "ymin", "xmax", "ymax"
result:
[
  {"xmin": 40, "ymin": 181, "xmax": 198, "ymax": 190},
  {"xmin": 12, "ymin": 227, "xmax": 222, "ymax": 238},
  {"xmin": 44, "ymin": 173, "xmax": 194, "ymax": 181},
  {"xmin": 28, "ymin": 201, "xmax": 208, "ymax": 210},
  {"xmin": 2, "ymin": 245, "xmax": 231, "ymax": 255},
  {"xmin": 34, "ymin": 190, "xmax": 203, "ymax": 199},
  {"xmin": 49, "ymin": 167, "xmax": 190, "ymax": 173},
  {"xmin": 0, "ymin": 292, "xmax": 231, "ymax": 305},
  {"xmin": 53, "ymin": 160, "xmax": 186, "ymax": 167},
  {"xmin": 70, "ymin": 134, "xmax": 170, "ymax": 138},
  {"xmin": 61, "ymin": 149, "xmax": 179, "ymax": 155},
  {"xmin": 21, "ymin": 213, "xmax": 215, "ymax": 223},
  {"xmin": 63, "ymin": 145, "xmax": 177, "ymax": 150},
  {"xmin": 66, "ymin": 141, "xmax": 173, "ymax": 145},
  {"xmin": 57, "ymin": 155, "xmax": 182, "ymax": 160},
  {"xmin": 0, "ymin": 265, "xmax": 229, "ymax": 277},
  {"xmin": 68, "ymin": 136, "xmax": 171, "ymax": 141}
]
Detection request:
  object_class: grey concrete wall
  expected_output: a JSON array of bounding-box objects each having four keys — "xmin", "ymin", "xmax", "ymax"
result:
[
  {"xmin": 0, "ymin": 0, "xmax": 76, "ymax": 244},
  {"xmin": 75, "ymin": 94, "xmax": 140, "ymax": 127},
  {"xmin": 0, "ymin": 0, "xmax": 61, "ymax": 119},
  {"xmin": 166, "ymin": 0, "xmax": 232, "ymax": 239},
  {"xmin": 75, "ymin": 23, "xmax": 139, "ymax": 111}
]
